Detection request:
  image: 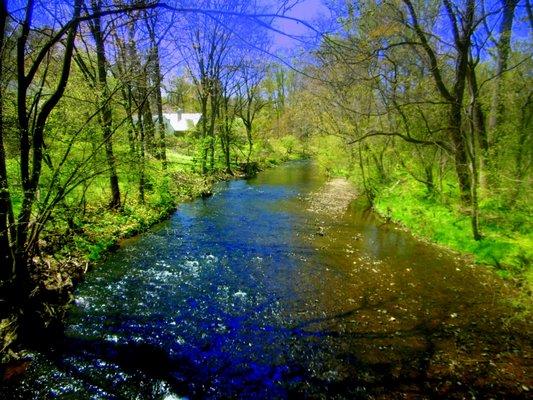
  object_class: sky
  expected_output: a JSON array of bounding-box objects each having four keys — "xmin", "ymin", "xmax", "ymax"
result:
[{"xmin": 272, "ymin": 0, "xmax": 331, "ymax": 51}]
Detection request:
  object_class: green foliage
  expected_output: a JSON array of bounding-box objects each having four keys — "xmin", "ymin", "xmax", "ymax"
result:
[
  {"xmin": 0, "ymin": 317, "xmax": 18, "ymax": 363},
  {"xmin": 266, "ymin": 135, "xmax": 306, "ymax": 163},
  {"xmin": 373, "ymin": 177, "xmax": 532, "ymax": 277},
  {"xmin": 309, "ymin": 135, "xmax": 354, "ymax": 177}
]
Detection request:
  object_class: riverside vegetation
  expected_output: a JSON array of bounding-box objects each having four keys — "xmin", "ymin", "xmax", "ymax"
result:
[{"xmin": 0, "ymin": 0, "xmax": 531, "ymax": 377}]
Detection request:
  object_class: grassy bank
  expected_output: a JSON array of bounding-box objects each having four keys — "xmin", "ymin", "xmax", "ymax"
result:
[
  {"xmin": 370, "ymin": 177, "xmax": 532, "ymax": 296},
  {"xmin": 310, "ymin": 136, "xmax": 531, "ymax": 295}
]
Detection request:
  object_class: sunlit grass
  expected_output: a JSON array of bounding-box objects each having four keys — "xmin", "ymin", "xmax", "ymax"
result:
[{"xmin": 374, "ymin": 177, "xmax": 532, "ymax": 279}]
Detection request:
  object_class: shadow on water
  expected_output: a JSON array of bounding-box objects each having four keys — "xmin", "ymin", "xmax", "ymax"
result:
[
  {"xmin": 31, "ymin": 306, "xmax": 527, "ymax": 399},
  {"xmin": 1, "ymin": 161, "xmax": 531, "ymax": 399}
]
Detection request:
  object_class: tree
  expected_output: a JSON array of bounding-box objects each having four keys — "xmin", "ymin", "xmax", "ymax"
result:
[
  {"xmin": 487, "ymin": 0, "xmax": 519, "ymax": 141},
  {"xmin": 175, "ymin": 0, "xmax": 273, "ymax": 174},
  {"xmin": 236, "ymin": 60, "xmax": 267, "ymax": 165},
  {"xmin": 145, "ymin": 8, "xmax": 168, "ymax": 169},
  {"xmin": 0, "ymin": 0, "xmax": 14, "ymax": 278},
  {"xmin": 177, "ymin": 0, "xmax": 233, "ymax": 174},
  {"xmin": 0, "ymin": 0, "xmax": 164, "ymax": 341},
  {"xmin": 12, "ymin": 0, "xmax": 83, "ymax": 296},
  {"xmin": 85, "ymin": 0, "xmax": 122, "ymax": 210}
]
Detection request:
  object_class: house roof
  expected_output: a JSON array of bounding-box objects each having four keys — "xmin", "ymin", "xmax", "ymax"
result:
[{"xmin": 162, "ymin": 113, "xmax": 202, "ymax": 132}]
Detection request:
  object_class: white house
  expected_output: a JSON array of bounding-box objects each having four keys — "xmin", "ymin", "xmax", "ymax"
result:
[{"xmin": 162, "ymin": 109, "xmax": 202, "ymax": 134}]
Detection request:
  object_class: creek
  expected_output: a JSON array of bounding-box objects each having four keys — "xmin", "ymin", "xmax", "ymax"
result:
[{"xmin": 2, "ymin": 161, "xmax": 530, "ymax": 398}]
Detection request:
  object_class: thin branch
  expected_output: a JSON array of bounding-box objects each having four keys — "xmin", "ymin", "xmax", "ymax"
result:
[{"xmin": 348, "ymin": 130, "xmax": 453, "ymax": 153}]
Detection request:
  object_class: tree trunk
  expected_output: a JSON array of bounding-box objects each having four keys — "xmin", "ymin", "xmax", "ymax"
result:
[
  {"xmin": 208, "ymin": 90, "xmax": 217, "ymax": 172},
  {"xmin": 137, "ymin": 109, "xmax": 146, "ymax": 205},
  {"xmin": 200, "ymin": 94, "xmax": 208, "ymax": 174},
  {"xmin": 488, "ymin": 0, "xmax": 518, "ymax": 141},
  {"xmin": 449, "ymin": 104, "xmax": 472, "ymax": 204},
  {"xmin": 0, "ymin": 0, "xmax": 14, "ymax": 280},
  {"xmin": 358, "ymin": 144, "xmax": 374, "ymax": 204},
  {"xmin": 0, "ymin": 97, "xmax": 14, "ymax": 280},
  {"xmin": 142, "ymin": 92, "xmax": 156, "ymax": 154},
  {"xmin": 513, "ymin": 92, "xmax": 532, "ymax": 200},
  {"xmin": 91, "ymin": 0, "xmax": 121, "ymax": 210},
  {"xmin": 467, "ymin": 100, "xmax": 482, "ymax": 240},
  {"xmin": 245, "ymin": 124, "xmax": 253, "ymax": 164},
  {"xmin": 424, "ymin": 165, "xmax": 435, "ymax": 195},
  {"xmin": 11, "ymin": 0, "xmax": 82, "ymax": 340},
  {"xmin": 221, "ymin": 134, "xmax": 232, "ymax": 175},
  {"xmin": 467, "ymin": 61, "xmax": 488, "ymax": 190},
  {"xmin": 209, "ymin": 136, "xmax": 215, "ymax": 171},
  {"xmin": 146, "ymin": 18, "xmax": 167, "ymax": 169}
]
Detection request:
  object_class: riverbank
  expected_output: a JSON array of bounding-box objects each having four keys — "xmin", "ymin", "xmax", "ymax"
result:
[
  {"xmin": 1, "ymin": 168, "xmax": 213, "ymax": 365},
  {"xmin": 369, "ymin": 177, "xmax": 532, "ymax": 318}
]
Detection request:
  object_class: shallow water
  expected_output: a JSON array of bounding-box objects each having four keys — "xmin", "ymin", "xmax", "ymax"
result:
[{"xmin": 2, "ymin": 161, "xmax": 531, "ymax": 399}]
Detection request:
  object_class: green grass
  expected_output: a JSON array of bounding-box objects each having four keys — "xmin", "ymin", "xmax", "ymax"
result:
[{"xmin": 373, "ymin": 177, "xmax": 532, "ymax": 283}]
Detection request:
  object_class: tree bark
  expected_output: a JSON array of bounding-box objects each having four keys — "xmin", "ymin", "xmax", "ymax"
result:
[
  {"xmin": 467, "ymin": 61, "xmax": 488, "ymax": 189},
  {"xmin": 245, "ymin": 124, "xmax": 253, "ymax": 164},
  {"xmin": 402, "ymin": 0, "xmax": 474, "ymax": 204},
  {"xmin": 449, "ymin": 104, "xmax": 472, "ymax": 204},
  {"xmin": 0, "ymin": 0, "xmax": 14, "ymax": 279},
  {"xmin": 488, "ymin": 0, "xmax": 518, "ymax": 140},
  {"xmin": 90, "ymin": 0, "xmax": 121, "ymax": 210},
  {"xmin": 137, "ymin": 108, "xmax": 146, "ymax": 205},
  {"xmin": 11, "ymin": 0, "xmax": 82, "ymax": 333},
  {"xmin": 200, "ymin": 94, "xmax": 208, "ymax": 174},
  {"xmin": 146, "ymin": 14, "xmax": 167, "ymax": 169}
]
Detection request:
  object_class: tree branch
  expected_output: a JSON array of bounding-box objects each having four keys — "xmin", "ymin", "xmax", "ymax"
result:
[{"xmin": 347, "ymin": 130, "xmax": 453, "ymax": 153}]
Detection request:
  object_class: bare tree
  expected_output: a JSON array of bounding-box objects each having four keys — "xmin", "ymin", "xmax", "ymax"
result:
[{"xmin": 236, "ymin": 61, "xmax": 267, "ymax": 166}]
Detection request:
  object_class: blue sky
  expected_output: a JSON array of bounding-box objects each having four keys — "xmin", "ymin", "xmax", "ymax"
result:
[{"xmin": 272, "ymin": 0, "xmax": 331, "ymax": 51}]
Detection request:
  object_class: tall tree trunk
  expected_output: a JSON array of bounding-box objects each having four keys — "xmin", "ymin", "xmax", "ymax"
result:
[
  {"xmin": 488, "ymin": 0, "xmax": 518, "ymax": 144},
  {"xmin": 467, "ymin": 98, "xmax": 482, "ymax": 240},
  {"xmin": 221, "ymin": 133, "xmax": 232, "ymax": 175},
  {"xmin": 141, "ymin": 89, "xmax": 156, "ymax": 154},
  {"xmin": 111, "ymin": 29, "xmax": 137, "ymax": 156},
  {"xmin": 200, "ymin": 96, "xmax": 208, "ymax": 174},
  {"xmin": 513, "ymin": 92, "xmax": 532, "ymax": 200},
  {"xmin": 90, "ymin": 0, "xmax": 121, "ymax": 210},
  {"xmin": 0, "ymin": 89, "xmax": 14, "ymax": 280},
  {"xmin": 146, "ymin": 16, "xmax": 167, "ymax": 169},
  {"xmin": 358, "ymin": 143, "xmax": 374, "ymax": 204},
  {"xmin": 449, "ymin": 0, "xmax": 474, "ymax": 204},
  {"xmin": 137, "ymin": 109, "xmax": 146, "ymax": 205},
  {"xmin": 208, "ymin": 89, "xmax": 217, "ymax": 172},
  {"xmin": 403, "ymin": 0, "xmax": 474, "ymax": 205},
  {"xmin": 0, "ymin": 0, "xmax": 14, "ymax": 279},
  {"xmin": 449, "ymin": 104, "xmax": 472, "ymax": 204},
  {"xmin": 245, "ymin": 123, "xmax": 253, "ymax": 164},
  {"xmin": 12, "ymin": 0, "xmax": 81, "ymax": 339},
  {"xmin": 467, "ymin": 61, "xmax": 488, "ymax": 189},
  {"xmin": 424, "ymin": 165, "xmax": 435, "ymax": 194}
]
